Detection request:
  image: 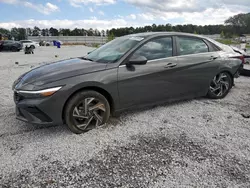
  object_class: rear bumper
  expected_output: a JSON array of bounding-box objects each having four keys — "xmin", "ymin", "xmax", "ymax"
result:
[{"xmin": 235, "ymin": 64, "xmax": 244, "ymax": 78}]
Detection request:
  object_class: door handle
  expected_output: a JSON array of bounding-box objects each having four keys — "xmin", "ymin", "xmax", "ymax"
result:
[
  {"xmin": 164, "ymin": 63, "xmax": 177, "ymax": 68},
  {"xmin": 209, "ymin": 56, "xmax": 219, "ymax": 61}
]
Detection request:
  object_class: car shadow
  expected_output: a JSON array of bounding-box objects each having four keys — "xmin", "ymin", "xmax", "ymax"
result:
[
  {"xmin": 4, "ymin": 97, "xmax": 211, "ymax": 138},
  {"xmin": 115, "ymin": 98, "xmax": 194, "ymax": 117}
]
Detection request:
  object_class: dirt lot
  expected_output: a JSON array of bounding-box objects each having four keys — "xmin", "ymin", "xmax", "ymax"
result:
[{"xmin": 0, "ymin": 46, "xmax": 250, "ymax": 187}]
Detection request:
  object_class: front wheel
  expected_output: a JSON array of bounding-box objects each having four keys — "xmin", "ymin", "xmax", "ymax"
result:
[
  {"xmin": 64, "ymin": 90, "xmax": 110, "ymax": 134},
  {"xmin": 11, "ymin": 47, "xmax": 17, "ymax": 52},
  {"xmin": 207, "ymin": 72, "xmax": 232, "ymax": 99}
]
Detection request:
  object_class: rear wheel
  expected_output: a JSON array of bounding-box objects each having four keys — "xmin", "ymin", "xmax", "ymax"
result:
[
  {"xmin": 207, "ymin": 72, "xmax": 232, "ymax": 99},
  {"xmin": 64, "ymin": 90, "xmax": 110, "ymax": 134}
]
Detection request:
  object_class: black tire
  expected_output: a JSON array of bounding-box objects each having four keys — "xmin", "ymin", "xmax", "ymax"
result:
[
  {"xmin": 207, "ymin": 72, "xmax": 233, "ymax": 99},
  {"xmin": 64, "ymin": 90, "xmax": 110, "ymax": 134},
  {"xmin": 11, "ymin": 46, "xmax": 17, "ymax": 52}
]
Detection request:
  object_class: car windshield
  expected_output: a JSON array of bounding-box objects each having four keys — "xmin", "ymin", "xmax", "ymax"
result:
[{"xmin": 84, "ymin": 36, "xmax": 144, "ymax": 63}]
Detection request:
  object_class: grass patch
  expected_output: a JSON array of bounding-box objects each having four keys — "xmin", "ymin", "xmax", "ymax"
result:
[{"xmin": 216, "ymin": 39, "xmax": 240, "ymax": 45}]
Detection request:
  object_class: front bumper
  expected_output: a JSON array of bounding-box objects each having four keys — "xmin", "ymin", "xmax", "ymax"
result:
[{"xmin": 14, "ymin": 91, "xmax": 65, "ymax": 125}]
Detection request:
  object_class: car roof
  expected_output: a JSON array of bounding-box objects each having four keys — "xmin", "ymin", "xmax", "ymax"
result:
[
  {"xmin": 127, "ymin": 32, "xmax": 207, "ymax": 39},
  {"xmin": 4, "ymin": 40, "xmax": 16, "ymax": 42}
]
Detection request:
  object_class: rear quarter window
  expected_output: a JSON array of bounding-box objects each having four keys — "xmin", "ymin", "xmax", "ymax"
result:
[{"xmin": 204, "ymin": 40, "xmax": 221, "ymax": 52}]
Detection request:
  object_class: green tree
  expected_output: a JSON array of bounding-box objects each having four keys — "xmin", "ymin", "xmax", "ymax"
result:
[
  {"xmin": 26, "ymin": 28, "xmax": 32, "ymax": 36},
  {"xmin": 17, "ymin": 28, "xmax": 26, "ymax": 40},
  {"xmin": 225, "ymin": 13, "xmax": 250, "ymax": 35},
  {"xmin": 107, "ymin": 32, "xmax": 115, "ymax": 41},
  {"xmin": 220, "ymin": 31, "xmax": 225, "ymax": 38},
  {"xmin": 60, "ymin": 29, "xmax": 71, "ymax": 36},
  {"xmin": 49, "ymin": 27, "xmax": 59, "ymax": 36},
  {"xmin": 32, "ymin": 26, "xmax": 41, "ymax": 36},
  {"xmin": 101, "ymin": 30, "xmax": 105, "ymax": 36}
]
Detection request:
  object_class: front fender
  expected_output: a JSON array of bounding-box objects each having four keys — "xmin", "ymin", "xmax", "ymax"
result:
[{"xmin": 44, "ymin": 68, "xmax": 119, "ymax": 111}]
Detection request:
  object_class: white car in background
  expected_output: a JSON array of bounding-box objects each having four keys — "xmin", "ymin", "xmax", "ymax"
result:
[{"xmin": 20, "ymin": 40, "xmax": 40, "ymax": 49}]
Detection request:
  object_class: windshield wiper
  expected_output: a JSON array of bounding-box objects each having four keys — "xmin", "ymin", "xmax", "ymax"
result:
[{"xmin": 81, "ymin": 57, "xmax": 93, "ymax": 61}]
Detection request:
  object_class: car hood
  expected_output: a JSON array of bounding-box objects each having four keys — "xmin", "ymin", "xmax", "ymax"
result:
[{"xmin": 14, "ymin": 58, "xmax": 106, "ymax": 89}]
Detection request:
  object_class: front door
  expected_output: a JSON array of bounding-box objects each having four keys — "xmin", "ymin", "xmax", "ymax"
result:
[{"xmin": 118, "ymin": 36, "xmax": 181, "ymax": 109}]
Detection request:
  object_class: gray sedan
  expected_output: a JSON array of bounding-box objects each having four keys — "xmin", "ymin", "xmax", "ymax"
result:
[{"xmin": 13, "ymin": 32, "xmax": 243, "ymax": 134}]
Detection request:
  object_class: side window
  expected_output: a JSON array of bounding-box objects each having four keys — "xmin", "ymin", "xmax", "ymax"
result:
[
  {"xmin": 133, "ymin": 37, "xmax": 173, "ymax": 61},
  {"xmin": 178, "ymin": 37, "xmax": 208, "ymax": 56}
]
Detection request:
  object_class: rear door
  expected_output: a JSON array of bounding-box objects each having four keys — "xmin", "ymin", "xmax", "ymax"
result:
[{"xmin": 175, "ymin": 36, "xmax": 220, "ymax": 95}]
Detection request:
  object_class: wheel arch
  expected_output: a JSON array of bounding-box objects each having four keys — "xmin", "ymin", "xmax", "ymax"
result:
[
  {"xmin": 217, "ymin": 69, "xmax": 234, "ymax": 86},
  {"xmin": 224, "ymin": 70, "xmax": 234, "ymax": 86},
  {"xmin": 62, "ymin": 86, "xmax": 115, "ymax": 123}
]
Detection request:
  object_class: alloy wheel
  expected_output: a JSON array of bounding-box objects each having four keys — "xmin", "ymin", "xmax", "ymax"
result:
[
  {"xmin": 209, "ymin": 73, "xmax": 230, "ymax": 97},
  {"xmin": 72, "ymin": 97, "xmax": 106, "ymax": 131}
]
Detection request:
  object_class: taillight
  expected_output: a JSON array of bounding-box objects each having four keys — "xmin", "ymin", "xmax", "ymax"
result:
[
  {"xmin": 239, "ymin": 56, "xmax": 245, "ymax": 64},
  {"xmin": 231, "ymin": 56, "xmax": 245, "ymax": 64}
]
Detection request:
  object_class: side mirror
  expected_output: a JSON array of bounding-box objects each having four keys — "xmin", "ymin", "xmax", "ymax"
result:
[{"xmin": 127, "ymin": 55, "xmax": 147, "ymax": 66}]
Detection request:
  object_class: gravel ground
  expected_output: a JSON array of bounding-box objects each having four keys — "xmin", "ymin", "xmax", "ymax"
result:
[{"xmin": 0, "ymin": 46, "xmax": 250, "ymax": 187}]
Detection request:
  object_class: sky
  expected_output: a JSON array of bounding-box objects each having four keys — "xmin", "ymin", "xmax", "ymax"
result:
[{"xmin": 0, "ymin": 0, "xmax": 249, "ymax": 30}]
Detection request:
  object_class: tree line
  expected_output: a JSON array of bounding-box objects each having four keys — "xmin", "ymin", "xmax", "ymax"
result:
[
  {"xmin": 0, "ymin": 13, "xmax": 250, "ymax": 41},
  {"xmin": 0, "ymin": 27, "xmax": 105, "ymax": 41}
]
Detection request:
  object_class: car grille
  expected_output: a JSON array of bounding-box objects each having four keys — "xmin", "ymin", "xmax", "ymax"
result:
[{"xmin": 17, "ymin": 106, "xmax": 53, "ymax": 123}]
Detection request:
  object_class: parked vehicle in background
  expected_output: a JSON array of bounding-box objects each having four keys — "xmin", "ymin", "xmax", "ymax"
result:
[
  {"xmin": 39, "ymin": 40, "xmax": 63, "ymax": 46},
  {"xmin": 13, "ymin": 32, "xmax": 243, "ymax": 134},
  {"xmin": 54, "ymin": 40, "xmax": 63, "ymax": 45},
  {"xmin": 230, "ymin": 46, "xmax": 250, "ymax": 76},
  {"xmin": 20, "ymin": 40, "xmax": 39, "ymax": 49},
  {"xmin": 39, "ymin": 41, "xmax": 45, "ymax": 46},
  {"xmin": 0, "ymin": 40, "xmax": 22, "ymax": 52},
  {"xmin": 39, "ymin": 41, "xmax": 51, "ymax": 46}
]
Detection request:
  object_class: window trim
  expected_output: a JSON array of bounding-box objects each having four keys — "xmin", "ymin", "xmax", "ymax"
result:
[
  {"xmin": 121, "ymin": 35, "xmax": 174, "ymax": 65},
  {"xmin": 147, "ymin": 56, "xmax": 177, "ymax": 63},
  {"xmin": 203, "ymin": 39, "xmax": 222, "ymax": 52},
  {"xmin": 176, "ymin": 36, "xmax": 210, "ymax": 56}
]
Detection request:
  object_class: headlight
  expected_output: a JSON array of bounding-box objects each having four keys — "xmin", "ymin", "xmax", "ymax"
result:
[
  {"xmin": 17, "ymin": 86, "xmax": 62, "ymax": 97},
  {"xmin": 12, "ymin": 73, "xmax": 26, "ymax": 90}
]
